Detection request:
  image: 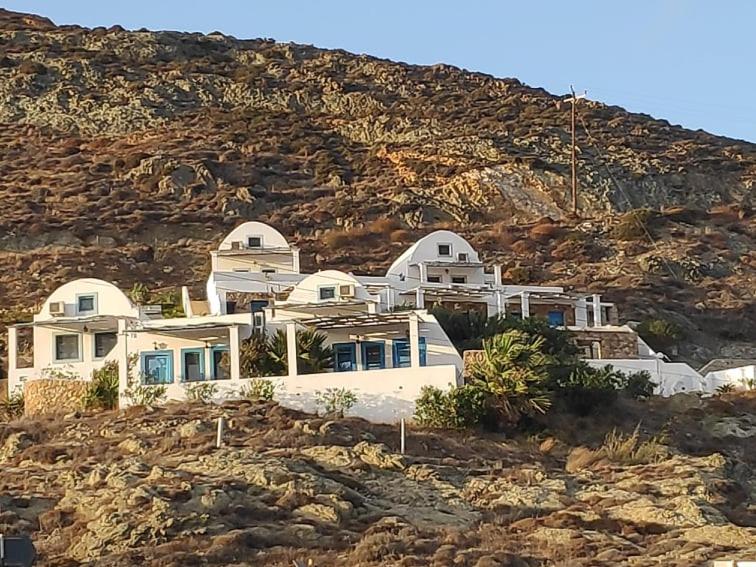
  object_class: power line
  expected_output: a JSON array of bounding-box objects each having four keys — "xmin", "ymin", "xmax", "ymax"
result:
[{"xmin": 576, "ymin": 110, "xmax": 680, "ymax": 280}]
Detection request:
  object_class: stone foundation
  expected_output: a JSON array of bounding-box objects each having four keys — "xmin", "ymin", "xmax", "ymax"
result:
[{"xmin": 24, "ymin": 379, "xmax": 90, "ymax": 416}]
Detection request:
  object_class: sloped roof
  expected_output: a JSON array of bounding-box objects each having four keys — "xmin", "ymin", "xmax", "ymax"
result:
[{"xmin": 699, "ymin": 358, "xmax": 756, "ymax": 374}]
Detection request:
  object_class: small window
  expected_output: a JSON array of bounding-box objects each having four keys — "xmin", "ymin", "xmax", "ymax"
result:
[
  {"xmin": 437, "ymin": 244, "xmax": 452, "ymax": 257},
  {"xmin": 261, "ymin": 268, "xmax": 276, "ymax": 274},
  {"xmin": 319, "ymin": 286, "xmax": 336, "ymax": 301},
  {"xmin": 427, "ymin": 275, "xmax": 441, "ymax": 283},
  {"xmin": 334, "ymin": 343, "xmax": 357, "ymax": 372},
  {"xmin": 458, "ymin": 252, "xmax": 469, "ymax": 262},
  {"xmin": 361, "ymin": 342, "xmax": 385, "ymax": 370},
  {"xmin": 233, "ymin": 268, "xmax": 249, "ymax": 273},
  {"xmin": 77, "ymin": 294, "xmax": 96, "ymax": 314},
  {"xmin": 547, "ymin": 310, "xmax": 565, "ymax": 327},
  {"xmin": 55, "ymin": 334, "xmax": 80, "ymax": 361},
  {"xmin": 451, "ymin": 276, "xmax": 467, "ymax": 284},
  {"xmin": 247, "ymin": 236, "xmax": 262, "ymax": 248},
  {"xmin": 94, "ymin": 332, "xmax": 117, "ymax": 358}
]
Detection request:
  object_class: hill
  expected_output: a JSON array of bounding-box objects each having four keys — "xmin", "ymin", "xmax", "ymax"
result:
[
  {"xmin": 1, "ymin": 394, "xmax": 755, "ymax": 565},
  {"xmin": 0, "ymin": 8, "xmax": 754, "ymax": 365}
]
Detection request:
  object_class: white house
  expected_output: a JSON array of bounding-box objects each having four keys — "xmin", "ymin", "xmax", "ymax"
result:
[
  {"xmin": 204, "ymin": 221, "xmax": 304, "ymax": 316},
  {"xmin": 7, "ymin": 278, "xmax": 140, "ymax": 394},
  {"xmin": 8, "ymin": 273, "xmax": 461, "ymax": 423}
]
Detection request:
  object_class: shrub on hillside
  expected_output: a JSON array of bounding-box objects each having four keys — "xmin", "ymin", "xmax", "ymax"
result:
[
  {"xmin": 315, "ymin": 387, "xmax": 357, "ymax": 417},
  {"xmin": 83, "ymin": 361, "xmax": 120, "ymax": 410},
  {"xmin": 610, "ymin": 209, "xmax": 656, "ymax": 241},
  {"xmin": 550, "ymin": 363, "xmax": 625, "ymax": 416},
  {"xmin": 239, "ymin": 378, "xmax": 276, "ymax": 401},
  {"xmin": 636, "ymin": 318, "xmax": 684, "ymax": 353},
  {"xmin": 414, "ymin": 384, "xmax": 487, "ymax": 429},
  {"xmin": 0, "ymin": 390, "xmax": 24, "ymax": 421},
  {"xmin": 623, "ymin": 370, "xmax": 656, "ymax": 399},
  {"xmin": 185, "ymin": 382, "xmax": 218, "ymax": 403}
]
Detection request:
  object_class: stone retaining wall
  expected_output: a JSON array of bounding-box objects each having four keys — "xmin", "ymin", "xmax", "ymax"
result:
[{"xmin": 24, "ymin": 379, "xmax": 90, "ymax": 416}]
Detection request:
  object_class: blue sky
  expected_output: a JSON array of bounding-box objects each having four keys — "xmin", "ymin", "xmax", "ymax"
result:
[{"xmin": 6, "ymin": 0, "xmax": 756, "ymax": 142}]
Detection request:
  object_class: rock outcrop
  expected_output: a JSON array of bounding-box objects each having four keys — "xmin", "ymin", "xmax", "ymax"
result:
[{"xmin": 0, "ymin": 394, "xmax": 754, "ymax": 565}]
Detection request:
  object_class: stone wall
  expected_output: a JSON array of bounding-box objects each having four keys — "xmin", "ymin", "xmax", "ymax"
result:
[
  {"xmin": 24, "ymin": 379, "xmax": 90, "ymax": 417},
  {"xmin": 571, "ymin": 329, "xmax": 639, "ymax": 359}
]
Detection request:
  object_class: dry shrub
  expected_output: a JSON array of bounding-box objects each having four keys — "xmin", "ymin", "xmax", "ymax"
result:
[
  {"xmin": 551, "ymin": 240, "xmax": 581, "ymax": 261},
  {"xmin": 610, "ymin": 209, "xmax": 656, "ymax": 241},
  {"xmin": 662, "ymin": 206, "xmax": 706, "ymax": 224},
  {"xmin": 510, "ymin": 239, "xmax": 536, "ymax": 255},
  {"xmin": 367, "ymin": 217, "xmax": 401, "ymax": 235},
  {"xmin": 389, "ymin": 229, "xmax": 410, "ymax": 242},
  {"xmin": 529, "ymin": 222, "xmax": 563, "ymax": 244},
  {"xmin": 566, "ymin": 425, "xmax": 668, "ymax": 472},
  {"xmin": 504, "ymin": 266, "xmax": 532, "ymax": 284},
  {"xmin": 322, "ymin": 229, "xmax": 356, "ymax": 248}
]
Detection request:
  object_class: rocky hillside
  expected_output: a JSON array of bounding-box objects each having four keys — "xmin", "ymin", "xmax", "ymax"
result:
[
  {"xmin": 1, "ymin": 394, "xmax": 754, "ymax": 565},
  {"xmin": 0, "ymin": 8, "xmax": 754, "ymax": 365}
]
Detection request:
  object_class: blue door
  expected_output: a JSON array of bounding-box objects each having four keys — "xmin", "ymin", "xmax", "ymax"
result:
[
  {"xmin": 141, "ymin": 351, "xmax": 173, "ymax": 385},
  {"xmin": 181, "ymin": 348, "xmax": 205, "ymax": 382},
  {"xmin": 361, "ymin": 342, "xmax": 385, "ymax": 370},
  {"xmin": 392, "ymin": 338, "xmax": 427, "ymax": 368},
  {"xmin": 333, "ymin": 343, "xmax": 357, "ymax": 372},
  {"xmin": 210, "ymin": 346, "xmax": 230, "ymax": 380},
  {"xmin": 547, "ymin": 310, "xmax": 565, "ymax": 327}
]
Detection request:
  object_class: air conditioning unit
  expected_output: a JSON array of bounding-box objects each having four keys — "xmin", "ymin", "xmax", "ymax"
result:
[
  {"xmin": 49, "ymin": 301, "xmax": 65, "ymax": 316},
  {"xmin": 339, "ymin": 284, "xmax": 355, "ymax": 298},
  {"xmin": 140, "ymin": 304, "xmax": 163, "ymax": 316},
  {"xmin": 230, "ymin": 241, "xmax": 244, "ymax": 250}
]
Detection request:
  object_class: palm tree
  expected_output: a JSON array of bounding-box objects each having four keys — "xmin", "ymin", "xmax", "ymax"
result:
[
  {"xmin": 268, "ymin": 328, "xmax": 333, "ymax": 375},
  {"xmin": 467, "ymin": 330, "xmax": 551, "ymax": 426}
]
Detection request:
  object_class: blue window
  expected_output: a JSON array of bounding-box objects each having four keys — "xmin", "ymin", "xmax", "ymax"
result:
[
  {"xmin": 181, "ymin": 348, "xmax": 205, "ymax": 382},
  {"xmin": 361, "ymin": 342, "xmax": 385, "ymax": 370},
  {"xmin": 392, "ymin": 338, "xmax": 427, "ymax": 368},
  {"xmin": 333, "ymin": 343, "xmax": 356, "ymax": 372},
  {"xmin": 141, "ymin": 351, "xmax": 173, "ymax": 385},
  {"xmin": 547, "ymin": 310, "xmax": 565, "ymax": 327},
  {"xmin": 210, "ymin": 346, "xmax": 230, "ymax": 380}
]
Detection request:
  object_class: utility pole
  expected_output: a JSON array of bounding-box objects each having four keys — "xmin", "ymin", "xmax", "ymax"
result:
[{"xmin": 565, "ymin": 86, "xmax": 587, "ymax": 216}]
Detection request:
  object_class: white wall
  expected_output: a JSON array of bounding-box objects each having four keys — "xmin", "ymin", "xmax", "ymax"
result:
[
  {"xmin": 587, "ymin": 358, "xmax": 705, "ymax": 397},
  {"xmin": 35, "ymin": 278, "xmax": 138, "ymax": 322},
  {"xmin": 704, "ymin": 365, "xmax": 755, "ymax": 392},
  {"xmin": 125, "ymin": 365, "xmax": 459, "ymax": 424}
]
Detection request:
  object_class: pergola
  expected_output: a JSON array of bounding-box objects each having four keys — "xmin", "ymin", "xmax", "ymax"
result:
[{"xmin": 281, "ymin": 310, "xmax": 423, "ymax": 376}]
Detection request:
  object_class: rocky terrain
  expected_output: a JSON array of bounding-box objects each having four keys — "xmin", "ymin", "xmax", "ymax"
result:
[
  {"xmin": 0, "ymin": 8, "xmax": 754, "ymax": 365},
  {"xmin": 0, "ymin": 393, "xmax": 754, "ymax": 565}
]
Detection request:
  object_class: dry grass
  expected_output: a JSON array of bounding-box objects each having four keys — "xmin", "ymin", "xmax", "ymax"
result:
[{"xmin": 566, "ymin": 424, "xmax": 668, "ymax": 472}]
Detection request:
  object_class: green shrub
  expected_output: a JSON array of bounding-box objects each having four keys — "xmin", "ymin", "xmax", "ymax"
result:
[
  {"xmin": 636, "ymin": 318, "xmax": 684, "ymax": 352},
  {"xmin": 83, "ymin": 361, "xmax": 120, "ymax": 410},
  {"xmin": 315, "ymin": 387, "xmax": 357, "ymax": 417},
  {"xmin": 550, "ymin": 363, "xmax": 624, "ymax": 416},
  {"xmin": 185, "ymin": 382, "xmax": 218, "ymax": 403},
  {"xmin": 239, "ymin": 378, "xmax": 275, "ymax": 401},
  {"xmin": 623, "ymin": 370, "xmax": 656, "ymax": 399},
  {"xmin": 414, "ymin": 384, "xmax": 487, "ymax": 429},
  {"xmin": 124, "ymin": 374, "xmax": 167, "ymax": 406},
  {"xmin": 716, "ymin": 384, "xmax": 736, "ymax": 395},
  {"xmin": 0, "ymin": 389, "xmax": 24, "ymax": 421}
]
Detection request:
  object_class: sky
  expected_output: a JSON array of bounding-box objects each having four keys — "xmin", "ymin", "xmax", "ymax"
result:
[{"xmin": 5, "ymin": 0, "xmax": 756, "ymax": 142}]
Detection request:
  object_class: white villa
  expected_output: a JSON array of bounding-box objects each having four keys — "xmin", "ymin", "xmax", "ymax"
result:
[{"xmin": 6, "ymin": 221, "xmax": 712, "ymax": 420}]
